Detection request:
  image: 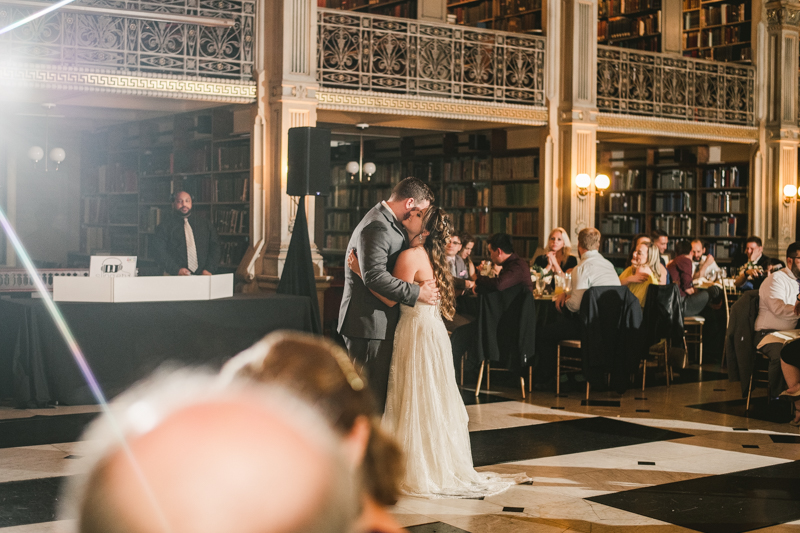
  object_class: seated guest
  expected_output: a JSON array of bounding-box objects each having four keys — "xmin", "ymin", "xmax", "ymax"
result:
[
  {"xmin": 221, "ymin": 332, "xmax": 406, "ymax": 533},
  {"xmin": 475, "ymin": 233, "xmax": 533, "ymax": 294},
  {"xmin": 652, "ymin": 229, "xmax": 670, "ymax": 265},
  {"xmin": 535, "ymin": 228, "xmax": 619, "ymax": 386},
  {"xmin": 457, "ymin": 232, "xmax": 477, "ymax": 281},
  {"xmin": 445, "ymin": 233, "xmax": 475, "ymax": 296},
  {"xmin": 667, "ymin": 241, "xmax": 721, "ymax": 317},
  {"xmin": 755, "ymin": 242, "xmax": 800, "ymax": 399},
  {"xmin": 626, "ymin": 234, "xmax": 652, "ymax": 267},
  {"xmin": 619, "ymin": 240, "xmax": 666, "ymax": 307},
  {"xmin": 733, "ymin": 236, "xmax": 772, "ymax": 290},
  {"xmin": 63, "ymin": 370, "xmax": 357, "ymax": 533},
  {"xmin": 153, "ymin": 191, "xmax": 220, "ymax": 276},
  {"xmin": 531, "ymin": 227, "xmax": 577, "ymax": 277},
  {"xmin": 690, "ymin": 239, "xmax": 721, "ymax": 281}
]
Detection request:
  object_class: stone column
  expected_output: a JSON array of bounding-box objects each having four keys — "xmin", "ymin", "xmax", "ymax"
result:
[
  {"xmin": 763, "ymin": 1, "xmax": 800, "ymax": 257},
  {"xmin": 557, "ymin": 0, "xmax": 599, "ymax": 244}
]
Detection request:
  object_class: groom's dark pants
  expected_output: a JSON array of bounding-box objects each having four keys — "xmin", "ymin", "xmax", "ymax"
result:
[{"xmin": 344, "ymin": 332, "xmax": 395, "ymax": 414}]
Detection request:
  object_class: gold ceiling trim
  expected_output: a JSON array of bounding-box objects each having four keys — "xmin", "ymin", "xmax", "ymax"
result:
[
  {"xmin": 316, "ymin": 89, "xmax": 548, "ymax": 125},
  {"xmin": 597, "ymin": 113, "xmax": 758, "ymax": 143},
  {"xmin": 0, "ymin": 63, "xmax": 256, "ymax": 103}
]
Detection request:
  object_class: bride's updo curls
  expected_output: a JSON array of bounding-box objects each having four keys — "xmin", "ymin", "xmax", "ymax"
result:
[{"xmin": 420, "ymin": 206, "xmax": 456, "ymax": 321}]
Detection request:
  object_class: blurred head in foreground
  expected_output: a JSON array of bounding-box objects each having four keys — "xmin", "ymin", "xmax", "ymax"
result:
[
  {"xmin": 62, "ymin": 369, "xmax": 357, "ymax": 533},
  {"xmin": 220, "ymin": 331, "xmax": 405, "ymax": 507}
]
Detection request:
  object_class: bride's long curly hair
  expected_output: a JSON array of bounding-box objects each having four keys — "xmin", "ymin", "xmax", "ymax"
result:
[{"xmin": 420, "ymin": 206, "xmax": 456, "ymax": 321}]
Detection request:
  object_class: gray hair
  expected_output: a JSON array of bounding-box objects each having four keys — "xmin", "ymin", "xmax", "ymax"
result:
[{"xmin": 60, "ymin": 367, "xmax": 358, "ymax": 533}]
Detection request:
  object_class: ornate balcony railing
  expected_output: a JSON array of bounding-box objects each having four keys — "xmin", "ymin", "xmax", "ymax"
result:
[
  {"xmin": 317, "ymin": 9, "xmax": 545, "ymax": 106},
  {"xmin": 597, "ymin": 45, "xmax": 754, "ymax": 126},
  {"xmin": 0, "ymin": 0, "xmax": 255, "ymax": 80}
]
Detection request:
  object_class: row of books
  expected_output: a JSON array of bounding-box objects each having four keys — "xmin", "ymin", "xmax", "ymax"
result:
[
  {"xmin": 217, "ymin": 145, "xmax": 250, "ymax": 172},
  {"xmin": 457, "ymin": 212, "xmax": 489, "ymax": 235},
  {"xmin": 654, "ymin": 192, "xmax": 694, "ymax": 212},
  {"xmin": 683, "ymin": 0, "xmax": 699, "ymax": 9},
  {"xmin": 497, "ymin": 0, "xmax": 542, "ymax": 16},
  {"xmin": 492, "ymin": 183, "xmax": 539, "ymax": 207},
  {"xmin": 109, "ymin": 230, "xmax": 138, "ymax": 256},
  {"xmin": 654, "ymin": 169, "xmax": 696, "ymax": 190},
  {"xmin": 140, "ymin": 207, "xmax": 162, "ymax": 233},
  {"xmin": 93, "ymin": 164, "xmax": 138, "ymax": 193},
  {"xmin": 602, "ymin": 237, "xmax": 632, "ymax": 257},
  {"xmin": 327, "ymin": 188, "xmax": 360, "ymax": 208},
  {"xmin": 109, "ymin": 200, "xmax": 138, "ymax": 225},
  {"xmin": 83, "ymin": 197, "xmax": 109, "ymax": 225},
  {"xmin": 702, "ymin": 166, "xmax": 743, "ymax": 188},
  {"xmin": 653, "ymin": 214, "xmax": 693, "ymax": 237},
  {"xmin": 704, "ymin": 192, "xmax": 745, "ymax": 213},
  {"xmin": 220, "ymin": 241, "xmax": 247, "ymax": 268},
  {"xmin": 84, "ymin": 227, "xmax": 107, "ymax": 254},
  {"xmin": 687, "ymin": 26, "xmax": 748, "ymax": 48},
  {"xmin": 684, "ymin": 46, "xmax": 752, "ymax": 61},
  {"xmin": 602, "ymin": 0, "xmax": 660, "ymax": 17},
  {"xmin": 600, "ymin": 12, "xmax": 660, "ymax": 41},
  {"xmin": 325, "ymin": 234, "xmax": 350, "ymax": 251},
  {"xmin": 492, "ymin": 156, "xmax": 537, "ymax": 181},
  {"xmin": 600, "ymin": 215, "xmax": 642, "ymax": 235},
  {"xmin": 606, "ymin": 35, "xmax": 661, "ymax": 50},
  {"xmin": 606, "ymin": 192, "xmax": 645, "ymax": 212},
  {"xmin": 511, "ymin": 238, "xmax": 538, "ymax": 259},
  {"xmin": 683, "ymin": 10, "xmax": 699, "ymax": 30},
  {"xmin": 361, "ymin": 187, "xmax": 391, "ymax": 206},
  {"xmin": 214, "ymin": 209, "xmax": 249, "ymax": 234},
  {"xmin": 702, "ymin": 216, "xmax": 738, "ymax": 237},
  {"xmin": 492, "ymin": 212, "xmax": 536, "ymax": 235},
  {"xmin": 326, "ymin": 212, "xmax": 353, "ymax": 232},
  {"xmin": 609, "ymin": 168, "xmax": 645, "ymax": 190},
  {"xmin": 449, "ymin": 4, "xmax": 491, "ymax": 25},
  {"xmin": 444, "ymin": 186, "xmax": 490, "ymax": 208},
  {"xmin": 702, "ymin": 3, "xmax": 747, "ymax": 26},
  {"xmin": 499, "ymin": 13, "xmax": 541, "ymax": 32},
  {"xmin": 705, "ymin": 240, "xmax": 740, "ymax": 260},
  {"xmin": 444, "ymin": 159, "xmax": 492, "ymax": 182}
]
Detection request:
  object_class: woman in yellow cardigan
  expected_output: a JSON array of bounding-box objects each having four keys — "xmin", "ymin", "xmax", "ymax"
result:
[{"xmin": 619, "ymin": 240, "xmax": 666, "ymax": 307}]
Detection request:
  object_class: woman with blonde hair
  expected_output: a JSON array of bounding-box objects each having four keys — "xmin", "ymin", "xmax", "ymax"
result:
[
  {"xmin": 619, "ymin": 240, "xmax": 666, "ymax": 307},
  {"xmin": 220, "ymin": 332, "xmax": 405, "ymax": 533},
  {"xmin": 531, "ymin": 227, "xmax": 577, "ymax": 276}
]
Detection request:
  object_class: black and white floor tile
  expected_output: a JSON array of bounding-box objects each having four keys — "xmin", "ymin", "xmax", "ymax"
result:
[{"xmin": 2, "ymin": 364, "xmax": 800, "ymax": 532}]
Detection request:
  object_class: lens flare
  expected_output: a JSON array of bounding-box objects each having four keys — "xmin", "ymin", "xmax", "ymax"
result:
[
  {"xmin": 0, "ymin": 204, "xmax": 174, "ymax": 533},
  {"xmin": 0, "ymin": 0, "xmax": 79, "ymax": 36}
]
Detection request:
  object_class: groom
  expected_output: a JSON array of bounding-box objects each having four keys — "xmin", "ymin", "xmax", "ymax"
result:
[{"xmin": 339, "ymin": 177, "xmax": 439, "ymax": 411}]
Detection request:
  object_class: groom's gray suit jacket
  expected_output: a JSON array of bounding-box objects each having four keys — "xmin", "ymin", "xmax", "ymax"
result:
[{"xmin": 338, "ymin": 202, "xmax": 420, "ymax": 340}]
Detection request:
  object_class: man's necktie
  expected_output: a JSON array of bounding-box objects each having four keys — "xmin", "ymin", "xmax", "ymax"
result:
[{"xmin": 184, "ymin": 218, "xmax": 198, "ymax": 273}]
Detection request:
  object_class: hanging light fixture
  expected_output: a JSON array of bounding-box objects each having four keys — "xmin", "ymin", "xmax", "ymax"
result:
[
  {"xmin": 345, "ymin": 124, "xmax": 376, "ymax": 182},
  {"xmin": 27, "ymin": 103, "xmax": 65, "ymax": 171}
]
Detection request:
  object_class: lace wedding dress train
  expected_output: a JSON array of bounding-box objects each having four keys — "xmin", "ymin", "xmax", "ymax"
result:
[{"xmin": 383, "ymin": 301, "xmax": 525, "ymax": 499}]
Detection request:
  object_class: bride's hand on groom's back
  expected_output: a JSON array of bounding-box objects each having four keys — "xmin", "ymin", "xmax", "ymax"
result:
[{"xmin": 418, "ymin": 279, "xmax": 440, "ymax": 305}]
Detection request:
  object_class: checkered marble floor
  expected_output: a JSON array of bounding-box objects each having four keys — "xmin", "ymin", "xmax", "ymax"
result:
[{"xmin": 2, "ymin": 364, "xmax": 800, "ymax": 533}]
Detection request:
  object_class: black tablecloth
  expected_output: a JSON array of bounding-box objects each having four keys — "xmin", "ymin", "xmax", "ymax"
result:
[{"xmin": 0, "ymin": 293, "xmax": 315, "ymax": 406}]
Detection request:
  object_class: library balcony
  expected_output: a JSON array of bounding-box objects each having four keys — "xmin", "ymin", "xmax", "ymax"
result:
[
  {"xmin": 597, "ymin": 45, "xmax": 755, "ymax": 127},
  {"xmin": 0, "ymin": 0, "xmax": 256, "ymax": 103},
  {"xmin": 316, "ymin": 8, "xmax": 545, "ymax": 107}
]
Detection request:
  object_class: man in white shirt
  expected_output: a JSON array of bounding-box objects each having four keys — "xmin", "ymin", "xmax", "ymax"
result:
[
  {"xmin": 755, "ymin": 242, "xmax": 800, "ymax": 397},
  {"xmin": 555, "ymin": 228, "xmax": 620, "ymax": 313},
  {"xmin": 536, "ymin": 228, "xmax": 620, "ymax": 389}
]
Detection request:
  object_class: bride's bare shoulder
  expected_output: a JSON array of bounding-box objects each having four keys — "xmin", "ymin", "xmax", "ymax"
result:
[{"xmin": 398, "ymin": 247, "xmax": 428, "ymax": 264}]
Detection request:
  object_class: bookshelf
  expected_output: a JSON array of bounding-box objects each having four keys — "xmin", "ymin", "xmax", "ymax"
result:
[
  {"xmin": 447, "ymin": 0, "xmax": 544, "ymax": 33},
  {"xmin": 321, "ymin": 130, "xmax": 540, "ymax": 266},
  {"xmin": 598, "ymin": 0, "xmax": 663, "ymax": 52},
  {"xmin": 79, "ymin": 107, "xmax": 251, "ymax": 274},
  {"xmin": 597, "ymin": 146, "xmax": 749, "ymax": 265},
  {"xmin": 319, "ymin": 0, "xmax": 417, "ymax": 18},
  {"xmin": 682, "ymin": 0, "xmax": 751, "ymax": 62}
]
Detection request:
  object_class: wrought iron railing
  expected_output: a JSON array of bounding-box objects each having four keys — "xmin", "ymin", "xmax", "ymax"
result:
[
  {"xmin": 317, "ymin": 9, "xmax": 545, "ymax": 106},
  {"xmin": 0, "ymin": 0, "xmax": 254, "ymax": 80},
  {"xmin": 597, "ymin": 45, "xmax": 754, "ymax": 126}
]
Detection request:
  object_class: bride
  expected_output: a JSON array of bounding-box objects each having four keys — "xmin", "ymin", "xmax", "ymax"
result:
[{"xmin": 349, "ymin": 206, "xmax": 521, "ymax": 499}]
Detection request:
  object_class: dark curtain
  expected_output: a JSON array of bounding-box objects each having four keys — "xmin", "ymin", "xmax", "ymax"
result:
[{"xmin": 277, "ymin": 199, "xmax": 321, "ymax": 334}]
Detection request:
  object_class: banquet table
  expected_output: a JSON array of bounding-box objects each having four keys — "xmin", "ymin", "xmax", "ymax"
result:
[{"xmin": 0, "ymin": 293, "xmax": 315, "ymax": 406}]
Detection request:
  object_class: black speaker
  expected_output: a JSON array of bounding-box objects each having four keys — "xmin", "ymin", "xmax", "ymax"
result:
[{"xmin": 287, "ymin": 127, "xmax": 331, "ymax": 196}]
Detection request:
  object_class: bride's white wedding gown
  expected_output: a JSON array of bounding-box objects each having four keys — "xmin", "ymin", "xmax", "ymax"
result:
[{"xmin": 382, "ymin": 299, "xmax": 522, "ymax": 499}]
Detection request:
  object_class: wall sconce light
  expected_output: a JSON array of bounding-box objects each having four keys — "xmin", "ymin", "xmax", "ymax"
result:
[
  {"xmin": 576, "ymin": 173, "xmax": 610, "ymax": 200},
  {"xmin": 783, "ymin": 184, "xmax": 798, "ymax": 206},
  {"xmin": 345, "ymin": 161, "xmax": 376, "ymax": 181}
]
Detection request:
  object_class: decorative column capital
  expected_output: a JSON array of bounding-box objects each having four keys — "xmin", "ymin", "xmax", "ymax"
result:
[{"xmin": 766, "ymin": 3, "xmax": 800, "ymax": 31}]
